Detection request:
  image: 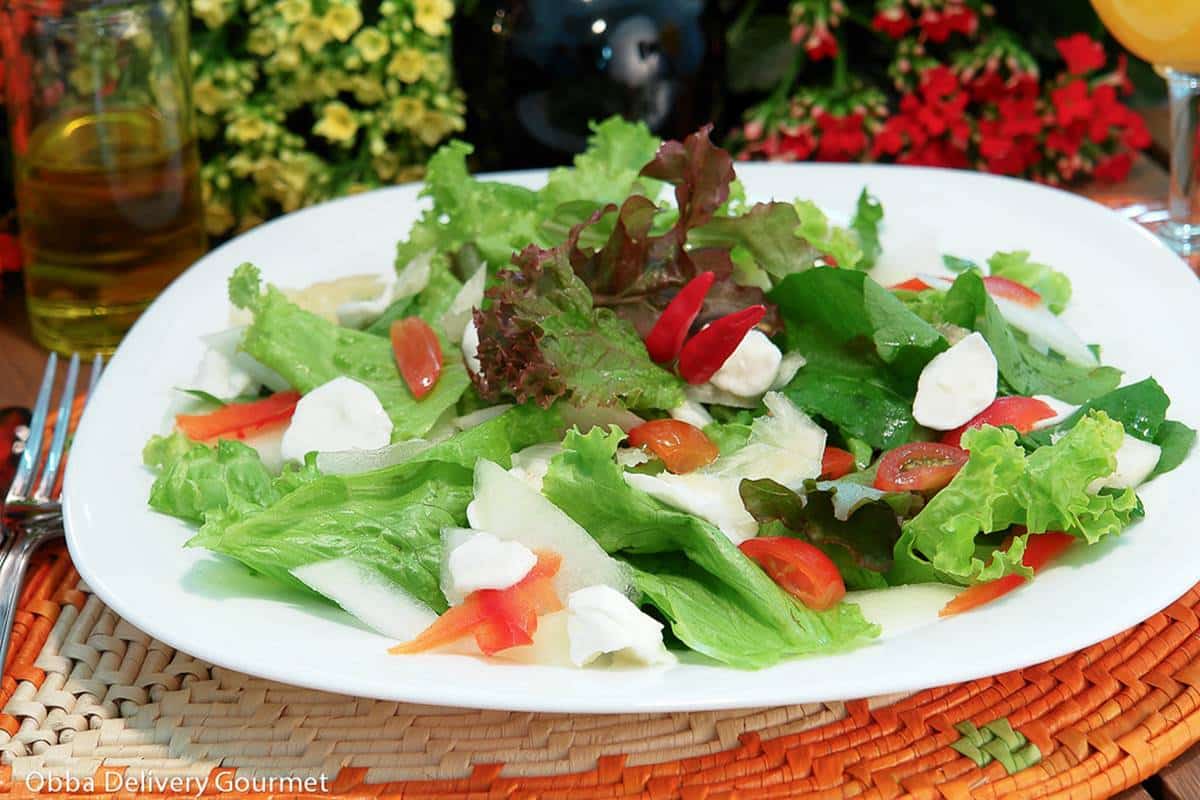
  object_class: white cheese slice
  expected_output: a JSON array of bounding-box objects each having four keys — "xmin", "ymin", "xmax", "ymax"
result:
[
  {"xmin": 709, "ymin": 330, "xmax": 783, "ymax": 397},
  {"xmin": 1088, "ymin": 434, "xmax": 1161, "ymax": 492},
  {"xmin": 912, "ymin": 332, "xmax": 998, "ymax": 430},
  {"xmin": 566, "ymin": 585, "xmax": 675, "ymax": 667},
  {"xmin": 280, "ymin": 377, "xmax": 393, "ymax": 462},
  {"xmin": 191, "ymin": 347, "xmax": 256, "ymax": 401}
]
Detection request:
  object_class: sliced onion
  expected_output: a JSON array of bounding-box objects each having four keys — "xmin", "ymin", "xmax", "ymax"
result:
[
  {"xmin": 440, "ymin": 266, "xmax": 486, "ymax": 342},
  {"xmin": 989, "ymin": 295, "xmax": 1097, "ymax": 366},
  {"xmin": 201, "ymin": 327, "xmax": 291, "ymax": 392},
  {"xmin": 291, "ymin": 557, "xmax": 437, "ymax": 640},
  {"xmin": 316, "ymin": 438, "xmax": 432, "ymax": 475},
  {"xmin": 559, "ymin": 403, "xmax": 645, "ymax": 433},
  {"xmin": 453, "ymin": 404, "xmax": 513, "ymax": 431}
]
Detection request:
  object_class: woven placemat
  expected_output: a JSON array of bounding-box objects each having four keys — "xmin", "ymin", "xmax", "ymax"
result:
[{"xmin": 0, "ymin": 542, "xmax": 1196, "ymax": 799}]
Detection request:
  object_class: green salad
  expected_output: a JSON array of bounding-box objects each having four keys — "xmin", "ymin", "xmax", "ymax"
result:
[{"xmin": 144, "ymin": 119, "xmax": 1195, "ymax": 670}]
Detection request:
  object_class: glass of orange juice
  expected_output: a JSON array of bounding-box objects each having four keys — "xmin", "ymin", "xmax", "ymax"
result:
[{"xmin": 1091, "ymin": 0, "xmax": 1200, "ymax": 255}]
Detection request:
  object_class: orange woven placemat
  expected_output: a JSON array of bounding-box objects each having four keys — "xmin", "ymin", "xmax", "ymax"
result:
[{"xmin": 0, "ymin": 542, "xmax": 1197, "ymax": 800}]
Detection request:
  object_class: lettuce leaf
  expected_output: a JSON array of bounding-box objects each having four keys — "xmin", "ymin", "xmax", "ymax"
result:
[
  {"xmin": 945, "ymin": 271, "xmax": 1120, "ymax": 403},
  {"xmin": 891, "ymin": 412, "xmax": 1139, "ymax": 585},
  {"xmin": 987, "ymin": 251, "xmax": 1071, "ymax": 314},
  {"xmin": 190, "ymin": 460, "xmax": 471, "ymax": 612},
  {"xmin": 541, "ymin": 427, "xmax": 878, "ymax": 668},
  {"xmin": 394, "ymin": 141, "xmax": 542, "ymax": 272},
  {"xmin": 230, "ymin": 264, "xmax": 470, "ymax": 440},
  {"xmin": 539, "ymin": 116, "xmax": 663, "ymax": 212},
  {"xmin": 473, "ymin": 237, "xmax": 685, "ymax": 410},
  {"xmin": 849, "ymin": 188, "xmax": 884, "ymax": 270},
  {"xmin": 144, "ymin": 434, "xmax": 279, "ymax": 524}
]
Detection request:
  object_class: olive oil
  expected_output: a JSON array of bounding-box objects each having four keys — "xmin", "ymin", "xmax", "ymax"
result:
[{"xmin": 16, "ymin": 107, "xmax": 206, "ymax": 355}]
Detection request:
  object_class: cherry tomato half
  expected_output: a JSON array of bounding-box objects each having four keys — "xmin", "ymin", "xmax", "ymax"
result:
[
  {"xmin": 391, "ymin": 317, "xmax": 443, "ymax": 400},
  {"xmin": 627, "ymin": 419, "xmax": 720, "ymax": 474},
  {"xmin": 739, "ymin": 537, "xmax": 846, "ymax": 610},
  {"xmin": 940, "ymin": 396, "xmax": 1057, "ymax": 448},
  {"xmin": 176, "ymin": 390, "xmax": 301, "ymax": 441},
  {"xmin": 820, "ymin": 446, "xmax": 857, "ymax": 480},
  {"xmin": 982, "ymin": 276, "xmax": 1042, "ymax": 307},
  {"xmin": 874, "ymin": 441, "xmax": 969, "ymax": 493}
]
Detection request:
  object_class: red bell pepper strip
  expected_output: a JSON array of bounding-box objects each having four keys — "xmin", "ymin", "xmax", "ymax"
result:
[
  {"xmin": 391, "ymin": 317, "xmax": 443, "ymax": 400},
  {"xmin": 176, "ymin": 390, "xmax": 301, "ymax": 441},
  {"xmin": 389, "ymin": 551, "xmax": 563, "ymax": 656},
  {"xmin": 677, "ymin": 304, "xmax": 767, "ymax": 385},
  {"xmin": 940, "ymin": 531, "xmax": 1074, "ymax": 616},
  {"xmin": 890, "ymin": 277, "xmax": 933, "ymax": 292},
  {"xmin": 643, "ymin": 271, "xmax": 716, "ymax": 364}
]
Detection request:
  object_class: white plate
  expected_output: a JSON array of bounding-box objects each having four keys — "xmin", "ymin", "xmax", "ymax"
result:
[{"xmin": 63, "ymin": 164, "xmax": 1200, "ymax": 713}]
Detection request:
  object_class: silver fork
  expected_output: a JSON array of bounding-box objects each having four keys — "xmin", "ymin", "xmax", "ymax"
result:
[{"xmin": 0, "ymin": 352, "xmax": 103, "ymax": 674}]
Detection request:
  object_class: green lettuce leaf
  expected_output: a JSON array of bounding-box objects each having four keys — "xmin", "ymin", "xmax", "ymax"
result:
[
  {"xmin": 191, "ymin": 460, "xmax": 472, "ymax": 612},
  {"xmin": 987, "ymin": 251, "xmax": 1072, "ymax": 314},
  {"xmin": 541, "ymin": 427, "xmax": 878, "ymax": 668},
  {"xmin": 144, "ymin": 434, "xmax": 279, "ymax": 525},
  {"xmin": 1152, "ymin": 420, "xmax": 1197, "ymax": 478},
  {"xmin": 539, "ymin": 116, "xmax": 662, "ymax": 212},
  {"xmin": 794, "ymin": 200, "xmax": 863, "ymax": 269},
  {"xmin": 945, "ymin": 271, "xmax": 1120, "ymax": 403},
  {"xmin": 1016, "ymin": 412, "xmax": 1139, "ymax": 544},
  {"xmin": 230, "ymin": 264, "xmax": 470, "ymax": 440},
  {"xmin": 366, "ymin": 252, "xmax": 463, "ymax": 337},
  {"xmin": 394, "ymin": 141, "xmax": 541, "ymax": 272},
  {"xmin": 890, "ymin": 425, "xmax": 1027, "ymax": 585},
  {"xmin": 891, "ymin": 412, "xmax": 1138, "ymax": 586},
  {"xmin": 849, "ymin": 188, "xmax": 883, "ymax": 270}
]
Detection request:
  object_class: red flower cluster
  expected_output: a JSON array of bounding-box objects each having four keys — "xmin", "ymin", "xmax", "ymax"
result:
[{"xmin": 738, "ymin": 30, "xmax": 1149, "ymax": 186}]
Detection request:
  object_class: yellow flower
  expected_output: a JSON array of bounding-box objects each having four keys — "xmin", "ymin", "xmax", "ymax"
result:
[
  {"xmin": 278, "ymin": 0, "xmax": 308, "ymax": 23},
  {"xmin": 372, "ymin": 151, "xmax": 400, "ymax": 181},
  {"xmin": 352, "ymin": 76, "xmax": 386, "ymax": 105},
  {"xmin": 293, "ymin": 17, "xmax": 330, "ymax": 53},
  {"xmin": 395, "ymin": 164, "xmax": 425, "ymax": 184},
  {"xmin": 205, "ymin": 201, "xmax": 235, "ymax": 236},
  {"xmin": 246, "ymin": 26, "xmax": 277, "ymax": 56},
  {"xmin": 413, "ymin": 0, "xmax": 452, "ymax": 36},
  {"xmin": 228, "ymin": 115, "xmax": 270, "ymax": 143},
  {"xmin": 237, "ymin": 213, "xmax": 266, "ymax": 233},
  {"xmin": 352, "ymin": 26, "xmax": 389, "ymax": 63},
  {"xmin": 192, "ymin": 77, "xmax": 225, "ymax": 115},
  {"xmin": 322, "ymin": 4, "xmax": 362, "ymax": 42},
  {"xmin": 421, "ymin": 52, "xmax": 449, "ymax": 83},
  {"xmin": 228, "ymin": 153, "xmax": 257, "ymax": 177},
  {"xmin": 315, "ymin": 70, "xmax": 344, "ymax": 98},
  {"xmin": 389, "ymin": 96, "xmax": 425, "ymax": 129},
  {"xmin": 345, "ymin": 182, "xmax": 372, "ymax": 195},
  {"xmin": 192, "ymin": 0, "xmax": 230, "ymax": 29},
  {"xmin": 273, "ymin": 45, "xmax": 302, "ymax": 71},
  {"xmin": 314, "ymin": 101, "xmax": 359, "ymax": 143},
  {"xmin": 414, "ymin": 109, "xmax": 462, "ymax": 146},
  {"xmin": 386, "ymin": 48, "xmax": 425, "ymax": 82}
]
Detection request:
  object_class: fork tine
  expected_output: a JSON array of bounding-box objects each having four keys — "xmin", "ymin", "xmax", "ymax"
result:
[
  {"xmin": 88, "ymin": 354, "xmax": 104, "ymax": 395},
  {"xmin": 7, "ymin": 352, "xmax": 57, "ymax": 502},
  {"xmin": 34, "ymin": 354, "xmax": 80, "ymax": 503}
]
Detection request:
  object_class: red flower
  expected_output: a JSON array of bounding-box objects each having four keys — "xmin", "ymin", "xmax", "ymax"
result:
[
  {"xmin": 944, "ymin": 6, "xmax": 978, "ymax": 37},
  {"xmin": 872, "ymin": 8, "xmax": 913, "ymax": 39},
  {"xmin": 979, "ymin": 120, "xmax": 1039, "ymax": 176},
  {"xmin": 1046, "ymin": 124, "xmax": 1085, "ymax": 157},
  {"xmin": 900, "ymin": 140, "xmax": 969, "ymax": 169},
  {"xmin": 920, "ymin": 65, "xmax": 960, "ymax": 102},
  {"xmin": 0, "ymin": 234, "xmax": 22, "ymax": 273},
  {"xmin": 1056, "ymin": 33, "xmax": 1107, "ymax": 76},
  {"xmin": 1051, "ymin": 79, "xmax": 1093, "ymax": 127},
  {"xmin": 805, "ymin": 27, "xmax": 839, "ymax": 61},
  {"xmin": 815, "ymin": 112, "xmax": 867, "ymax": 161},
  {"xmin": 1094, "ymin": 151, "xmax": 1134, "ymax": 183},
  {"xmin": 778, "ymin": 127, "xmax": 817, "ymax": 161},
  {"xmin": 919, "ymin": 9, "xmax": 953, "ymax": 43},
  {"xmin": 996, "ymin": 98, "xmax": 1042, "ymax": 138}
]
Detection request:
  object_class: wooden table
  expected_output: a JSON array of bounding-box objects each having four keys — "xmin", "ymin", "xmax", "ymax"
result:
[{"xmin": 0, "ymin": 153, "xmax": 1198, "ymax": 800}]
